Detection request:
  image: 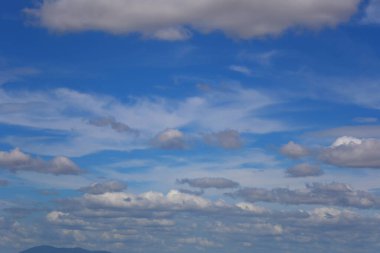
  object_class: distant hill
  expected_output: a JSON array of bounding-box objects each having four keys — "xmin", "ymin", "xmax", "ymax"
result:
[{"xmin": 20, "ymin": 245, "xmax": 112, "ymax": 253}]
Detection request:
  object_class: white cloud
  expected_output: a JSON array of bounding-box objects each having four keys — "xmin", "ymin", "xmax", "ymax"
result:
[
  {"xmin": 229, "ymin": 65, "xmax": 252, "ymax": 76},
  {"xmin": 321, "ymin": 136, "xmax": 380, "ymax": 168},
  {"xmin": 152, "ymin": 129, "xmax": 186, "ymax": 150},
  {"xmin": 235, "ymin": 202, "xmax": 268, "ymax": 215},
  {"xmin": 308, "ymin": 207, "xmax": 358, "ymax": 224},
  {"xmin": 0, "ymin": 86, "xmax": 284, "ymax": 156},
  {"xmin": 82, "ymin": 190, "xmax": 214, "ymax": 211},
  {"xmin": 280, "ymin": 141, "xmax": 309, "ymax": 159},
  {"xmin": 0, "ymin": 148, "xmax": 82, "ymax": 175},
  {"xmin": 26, "ymin": 0, "xmax": 360, "ymax": 40},
  {"xmin": 178, "ymin": 237, "xmax": 221, "ymax": 248}
]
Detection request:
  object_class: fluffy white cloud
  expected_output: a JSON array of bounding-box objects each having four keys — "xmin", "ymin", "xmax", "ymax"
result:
[
  {"xmin": 0, "ymin": 148, "xmax": 82, "ymax": 175},
  {"xmin": 152, "ymin": 129, "xmax": 186, "ymax": 150},
  {"xmin": 26, "ymin": 0, "xmax": 360, "ymax": 40},
  {"xmin": 321, "ymin": 136, "xmax": 380, "ymax": 168},
  {"xmin": 308, "ymin": 207, "xmax": 358, "ymax": 224},
  {"xmin": 235, "ymin": 202, "xmax": 268, "ymax": 215},
  {"xmin": 82, "ymin": 190, "xmax": 213, "ymax": 211},
  {"xmin": 47, "ymin": 211, "xmax": 88, "ymax": 226},
  {"xmin": 280, "ymin": 141, "xmax": 309, "ymax": 159}
]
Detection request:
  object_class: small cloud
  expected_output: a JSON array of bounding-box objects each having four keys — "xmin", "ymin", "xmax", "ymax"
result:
[
  {"xmin": 286, "ymin": 163, "xmax": 324, "ymax": 177},
  {"xmin": 280, "ymin": 141, "xmax": 309, "ymax": 159},
  {"xmin": 177, "ymin": 177, "xmax": 240, "ymax": 189},
  {"xmin": 0, "ymin": 148, "xmax": 83, "ymax": 175},
  {"xmin": 203, "ymin": 129, "xmax": 243, "ymax": 149},
  {"xmin": 79, "ymin": 181, "xmax": 127, "ymax": 195},
  {"xmin": 88, "ymin": 116, "xmax": 138, "ymax": 134},
  {"xmin": 229, "ymin": 65, "xmax": 252, "ymax": 76},
  {"xmin": 152, "ymin": 129, "xmax": 187, "ymax": 150}
]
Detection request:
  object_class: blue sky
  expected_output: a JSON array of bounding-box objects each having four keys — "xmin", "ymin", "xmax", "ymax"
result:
[{"xmin": 1, "ymin": 0, "xmax": 380, "ymax": 252}]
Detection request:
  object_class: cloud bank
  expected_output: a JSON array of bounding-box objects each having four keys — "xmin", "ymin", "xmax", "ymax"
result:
[
  {"xmin": 0, "ymin": 148, "xmax": 83, "ymax": 175},
  {"xmin": 26, "ymin": 0, "xmax": 360, "ymax": 40}
]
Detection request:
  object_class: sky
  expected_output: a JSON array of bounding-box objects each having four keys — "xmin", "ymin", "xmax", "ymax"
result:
[{"xmin": 1, "ymin": 0, "xmax": 380, "ymax": 252}]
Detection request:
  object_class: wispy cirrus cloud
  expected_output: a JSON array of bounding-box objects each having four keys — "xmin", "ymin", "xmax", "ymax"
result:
[
  {"xmin": 0, "ymin": 86, "xmax": 285, "ymax": 156},
  {"xmin": 0, "ymin": 67, "xmax": 39, "ymax": 86}
]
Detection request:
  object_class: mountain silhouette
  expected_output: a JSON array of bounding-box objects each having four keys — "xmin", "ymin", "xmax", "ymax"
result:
[{"xmin": 20, "ymin": 245, "xmax": 112, "ymax": 253}]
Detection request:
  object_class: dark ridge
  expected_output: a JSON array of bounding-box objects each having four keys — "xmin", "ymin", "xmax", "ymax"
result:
[{"xmin": 20, "ymin": 245, "xmax": 112, "ymax": 253}]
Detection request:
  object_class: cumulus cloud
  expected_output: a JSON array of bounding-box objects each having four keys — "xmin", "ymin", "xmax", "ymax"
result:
[
  {"xmin": 229, "ymin": 182, "xmax": 380, "ymax": 209},
  {"xmin": 235, "ymin": 202, "xmax": 268, "ymax": 215},
  {"xmin": 79, "ymin": 181, "xmax": 127, "ymax": 195},
  {"xmin": 47, "ymin": 211, "xmax": 88, "ymax": 226},
  {"xmin": 81, "ymin": 190, "xmax": 215, "ymax": 211},
  {"xmin": 177, "ymin": 177, "xmax": 240, "ymax": 189},
  {"xmin": 0, "ymin": 148, "xmax": 82, "ymax": 175},
  {"xmin": 26, "ymin": 0, "xmax": 360, "ymax": 40},
  {"xmin": 280, "ymin": 141, "xmax": 309, "ymax": 159},
  {"xmin": 203, "ymin": 130, "xmax": 243, "ymax": 149},
  {"xmin": 308, "ymin": 207, "xmax": 358, "ymax": 224},
  {"xmin": 320, "ymin": 136, "xmax": 380, "ymax": 168},
  {"xmin": 286, "ymin": 163, "xmax": 323, "ymax": 177},
  {"xmin": 152, "ymin": 129, "xmax": 186, "ymax": 150}
]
